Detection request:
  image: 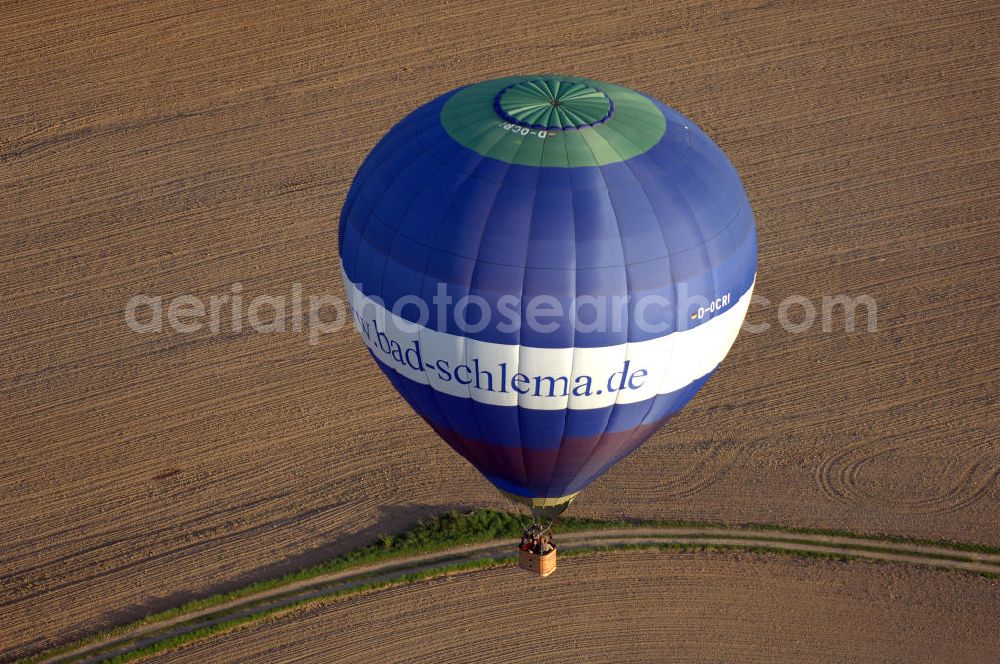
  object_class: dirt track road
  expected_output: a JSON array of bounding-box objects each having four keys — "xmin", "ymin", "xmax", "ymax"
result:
[
  {"xmin": 3, "ymin": 0, "xmax": 998, "ymax": 659},
  {"xmin": 150, "ymin": 549, "xmax": 1000, "ymax": 663},
  {"xmin": 38, "ymin": 527, "xmax": 1000, "ymax": 663}
]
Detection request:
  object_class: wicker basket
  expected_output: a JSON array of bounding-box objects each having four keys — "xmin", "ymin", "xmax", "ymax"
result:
[{"xmin": 518, "ymin": 546, "xmax": 557, "ymax": 577}]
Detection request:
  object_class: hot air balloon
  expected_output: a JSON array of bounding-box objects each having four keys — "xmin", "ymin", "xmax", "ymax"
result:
[{"xmin": 339, "ymin": 76, "xmax": 757, "ymax": 574}]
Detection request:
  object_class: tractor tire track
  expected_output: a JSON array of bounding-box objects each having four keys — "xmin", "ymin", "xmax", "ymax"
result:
[{"xmin": 31, "ymin": 526, "xmax": 1000, "ymax": 664}]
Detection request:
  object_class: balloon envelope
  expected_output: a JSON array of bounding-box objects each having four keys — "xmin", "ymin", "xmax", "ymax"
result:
[{"xmin": 339, "ymin": 76, "xmax": 757, "ymax": 509}]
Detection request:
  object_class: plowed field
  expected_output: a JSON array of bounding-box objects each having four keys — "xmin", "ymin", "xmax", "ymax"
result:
[
  {"xmin": 2, "ymin": 0, "xmax": 997, "ymax": 659},
  {"xmin": 147, "ymin": 551, "xmax": 1000, "ymax": 663}
]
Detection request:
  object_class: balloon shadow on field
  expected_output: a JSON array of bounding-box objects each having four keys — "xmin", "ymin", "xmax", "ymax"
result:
[{"xmin": 90, "ymin": 501, "xmax": 473, "ymax": 634}]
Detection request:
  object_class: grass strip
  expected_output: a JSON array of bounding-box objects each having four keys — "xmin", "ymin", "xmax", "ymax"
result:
[
  {"xmin": 65, "ymin": 543, "xmax": 1000, "ymax": 664},
  {"xmin": 22, "ymin": 509, "xmax": 1000, "ymax": 663}
]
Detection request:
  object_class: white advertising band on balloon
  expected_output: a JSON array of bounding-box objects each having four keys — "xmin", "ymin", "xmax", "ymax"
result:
[{"xmin": 344, "ymin": 271, "xmax": 754, "ymax": 412}]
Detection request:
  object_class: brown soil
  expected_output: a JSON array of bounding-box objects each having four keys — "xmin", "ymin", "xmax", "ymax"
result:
[
  {"xmin": 144, "ymin": 551, "xmax": 1000, "ymax": 663},
  {"xmin": 39, "ymin": 528, "xmax": 1000, "ymax": 663},
  {"xmin": 2, "ymin": 0, "xmax": 997, "ymax": 658}
]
